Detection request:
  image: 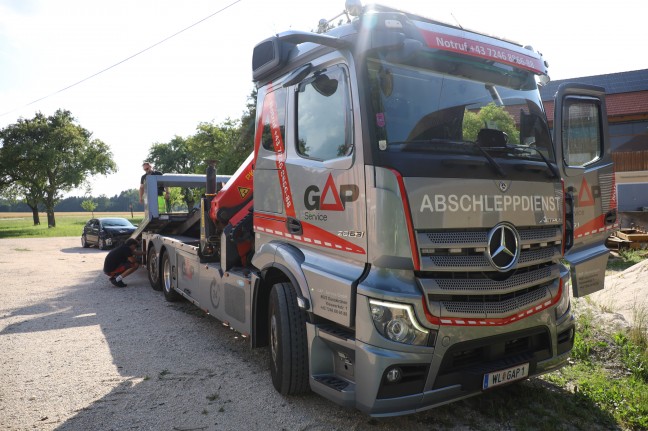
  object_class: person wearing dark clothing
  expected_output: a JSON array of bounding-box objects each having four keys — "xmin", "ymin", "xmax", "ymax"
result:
[
  {"xmin": 103, "ymin": 238, "xmax": 142, "ymax": 287},
  {"xmin": 140, "ymin": 161, "xmax": 170, "ymax": 211}
]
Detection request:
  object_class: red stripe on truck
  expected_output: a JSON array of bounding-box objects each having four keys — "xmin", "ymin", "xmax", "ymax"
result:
[{"xmin": 254, "ymin": 215, "xmax": 366, "ymax": 255}]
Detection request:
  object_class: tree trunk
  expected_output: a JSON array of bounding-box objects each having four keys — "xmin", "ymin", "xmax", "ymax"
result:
[
  {"xmin": 45, "ymin": 192, "xmax": 56, "ymax": 228},
  {"xmin": 27, "ymin": 204, "xmax": 40, "ymax": 225},
  {"xmin": 47, "ymin": 210, "xmax": 56, "ymax": 228},
  {"xmin": 184, "ymin": 188, "xmax": 195, "ymax": 211}
]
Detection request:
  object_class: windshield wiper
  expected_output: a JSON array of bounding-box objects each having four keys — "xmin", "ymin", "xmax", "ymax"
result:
[
  {"xmin": 464, "ymin": 141, "xmax": 507, "ymax": 177},
  {"xmin": 497, "ymin": 144, "xmax": 560, "ymax": 179},
  {"xmin": 390, "ymin": 139, "xmax": 507, "ymax": 177}
]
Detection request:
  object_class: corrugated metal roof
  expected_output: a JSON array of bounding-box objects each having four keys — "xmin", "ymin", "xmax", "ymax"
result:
[{"xmin": 539, "ymin": 69, "xmax": 648, "ymax": 100}]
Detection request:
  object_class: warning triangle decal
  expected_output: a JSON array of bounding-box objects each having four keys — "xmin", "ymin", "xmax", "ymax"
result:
[
  {"xmin": 578, "ymin": 177, "xmax": 594, "ymax": 207},
  {"xmin": 319, "ymin": 174, "xmax": 344, "ymax": 211},
  {"xmin": 238, "ymin": 187, "xmax": 250, "ymax": 199}
]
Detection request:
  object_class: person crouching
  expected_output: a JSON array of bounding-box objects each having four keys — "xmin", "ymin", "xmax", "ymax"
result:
[{"xmin": 103, "ymin": 238, "xmax": 143, "ymax": 287}]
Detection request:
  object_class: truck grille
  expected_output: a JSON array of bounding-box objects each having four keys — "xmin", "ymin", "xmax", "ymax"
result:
[
  {"xmin": 438, "ymin": 283, "xmax": 550, "ymax": 315},
  {"xmin": 416, "ymin": 225, "xmax": 562, "ymax": 319}
]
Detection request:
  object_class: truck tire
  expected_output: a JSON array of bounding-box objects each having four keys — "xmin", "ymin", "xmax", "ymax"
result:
[
  {"xmin": 269, "ymin": 282, "xmax": 309, "ymax": 395},
  {"xmin": 161, "ymin": 252, "xmax": 181, "ymax": 302},
  {"xmin": 147, "ymin": 247, "xmax": 162, "ymax": 291}
]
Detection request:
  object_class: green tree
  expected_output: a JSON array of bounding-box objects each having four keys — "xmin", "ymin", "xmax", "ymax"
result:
[
  {"xmin": 148, "ymin": 135, "xmax": 196, "ymax": 174},
  {"xmin": 147, "ymin": 135, "xmax": 204, "ymax": 210},
  {"xmin": 0, "ymin": 182, "xmax": 44, "ymax": 224},
  {"xmin": 141, "ymin": 86, "xmax": 257, "ymax": 206},
  {"xmin": 81, "ymin": 199, "xmax": 97, "ymax": 217},
  {"xmin": 462, "ymin": 103, "xmax": 519, "ymax": 144},
  {"xmin": 235, "ymin": 88, "xmax": 258, "ymax": 167},
  {"xmin": 0, "ymin": 109, "xmax": 116, "ymax": 227},
  {"xmin": 0, "ymin": 113, "xmax": 48, "ymax": 225},
  {"xmin": 188, "ymin": 88, "xmax": 256, "ymax": 176},
  {"xmin": 189, "ymin": 121, "xmax": 230, "ymax": 172},
  {"xmin": 96, "ymin": 194, "xmax": 111, "ymax": 212}
]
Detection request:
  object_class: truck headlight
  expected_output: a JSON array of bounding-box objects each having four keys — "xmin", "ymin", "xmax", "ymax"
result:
[
  {"xmin": 555, "ymin": 276, "xmax": 571, "ymax": 320},
  {"xmin": 369, "ymin": 299, "xmax": 429, "ymax": 346}
]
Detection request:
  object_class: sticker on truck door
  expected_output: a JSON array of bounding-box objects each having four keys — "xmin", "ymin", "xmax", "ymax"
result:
[{"xmin": 304, "ymin": 174, "xmax": 359, "ymax": 212}]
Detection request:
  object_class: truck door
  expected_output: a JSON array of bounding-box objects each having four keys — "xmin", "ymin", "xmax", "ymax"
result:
[
  {"xmin": 553, "ymin": 83, "xmax": 617, "ymax": 296},
  {"xmin": 289, "ymin": 64, "xmax": 367, "ymax": 254},
  {"xmin": 254, "ymin": 61, "xmax": 368, "ymax": 327},
  {"xmin": 255, "ymin": 63, "xmax": 367, "ymax": 260}
]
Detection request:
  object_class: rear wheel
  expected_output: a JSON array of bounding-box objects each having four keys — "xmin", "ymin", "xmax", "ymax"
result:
[
  {"xmin": 161, "ymin": 252, "xmax": 181, "ymax": 302},
  {"xmin": 81, "ymin": 235, "xmax": 90, "ymax": 248},
  {"xmin": 147, "ymin": 247, "xmax": 162, "ymax": 291},
  {"xmin": 269, "ymin": 282, "xmax": 309, "ymax": 395}
]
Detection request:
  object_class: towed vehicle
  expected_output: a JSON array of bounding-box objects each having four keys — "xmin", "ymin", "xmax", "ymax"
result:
[{"xmin": 81, "ymin": 217, "xmax": 137, "ymax": 250}]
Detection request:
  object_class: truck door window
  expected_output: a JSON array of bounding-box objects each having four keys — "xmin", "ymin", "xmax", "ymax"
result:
[
  {"xmin": 261, "ymin": 88, "xmax": 287, "ymax": 152},
  {"xmin": 562, "ymin": 98, "xmax": 602, "ymax": 167},
  {"xmin": 296, "ymin": 66, "xmax": 352, "ymax": 161}
]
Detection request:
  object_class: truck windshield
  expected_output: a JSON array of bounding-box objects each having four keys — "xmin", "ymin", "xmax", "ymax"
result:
[{"xmin": 367, "ymin": 54, "xmax": 554, "ymax": 163}]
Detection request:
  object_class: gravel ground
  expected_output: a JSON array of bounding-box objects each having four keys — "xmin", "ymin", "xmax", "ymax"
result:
[
  {"xmin": 0, "ymin": 237, "xmax": 640, "ymax": 431},
  {"xmin": 0, "ymin": 237, "xmax": 482, "ymax": 431}
]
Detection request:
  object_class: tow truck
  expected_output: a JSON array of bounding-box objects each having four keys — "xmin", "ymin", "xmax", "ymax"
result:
[{"xmin": 137, "ymin": 1, "xmax": 617, "ymax": 416}]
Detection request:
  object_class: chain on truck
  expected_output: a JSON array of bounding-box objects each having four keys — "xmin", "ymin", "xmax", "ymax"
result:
[{"xmin": 136, "ymin": 0, "xmax": 618, "ymax": 416}]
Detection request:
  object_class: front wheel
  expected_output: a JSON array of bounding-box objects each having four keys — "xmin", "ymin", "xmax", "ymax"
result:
[
  {"xmin": 161, "ymin": 252, "xmax": 181, "ymax": 302},
  {"xmin": 269, "ymin": 282, "xmax": 309, "ymax": 395},
  {"xmin": 147, "ymin": 247, "xmax": 162, "ymax": 291},
  {"xmin": 98, "ymin": 237, "xmax": 107, "ymax": 250}
]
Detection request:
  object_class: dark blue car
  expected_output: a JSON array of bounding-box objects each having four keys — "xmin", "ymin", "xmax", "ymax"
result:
[{"xmin": 81, "ymin": 217, "xmax": 137, "ymax": 250}]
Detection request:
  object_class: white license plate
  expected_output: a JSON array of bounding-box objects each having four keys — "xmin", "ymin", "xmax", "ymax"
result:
[{"xmin": 483, "ymin": 363, "xmax": 529, "ymax": 390}]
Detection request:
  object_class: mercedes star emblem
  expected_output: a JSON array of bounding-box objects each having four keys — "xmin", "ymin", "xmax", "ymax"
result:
[{"xmin": 486, "ymin": 223, "xmax": 520, "ymax": 271}]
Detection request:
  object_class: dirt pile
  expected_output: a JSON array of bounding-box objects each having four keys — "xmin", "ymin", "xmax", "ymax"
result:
[{"xmin": 588, "ymin": 257, "xmax": 648, "ymax": 327}]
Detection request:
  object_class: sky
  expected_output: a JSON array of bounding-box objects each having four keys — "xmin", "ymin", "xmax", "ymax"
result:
[{"xmin": 1, "ymin": 0, "xmax": 647, "ymax": 199}]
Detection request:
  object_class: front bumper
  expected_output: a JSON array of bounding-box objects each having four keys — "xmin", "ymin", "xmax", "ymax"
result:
[
  {"xmin": 307, "ymin": 310, "xmax": 574, "ymax": 417},
  {"xmin": 101, "ymin": 234, "xmax": 132, "ymax": 247}
]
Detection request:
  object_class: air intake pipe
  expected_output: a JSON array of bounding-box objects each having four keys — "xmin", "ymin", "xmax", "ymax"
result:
[
  {"xmin": 200, "ymin": 160, "xmax": 219, "ymax": 262},
  {"xmin": 206, "ymin": 159, "xmax": 217, "ymax": 195}
]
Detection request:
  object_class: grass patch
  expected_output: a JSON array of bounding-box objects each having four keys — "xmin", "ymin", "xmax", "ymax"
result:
[
  {"xmin": 419, "ymin": 377, "xmax": 616, "ymax": 431},
  {"xmin": 0, "ymin": 212, "xmax": 143, "ymax": 239},
  {"xmin": 607, "ymin": 249, "xmax": 648, "ymax": 273},
  {"xmin": 542, "ymin": 311, "xmax": 648, "ymax": 430}
]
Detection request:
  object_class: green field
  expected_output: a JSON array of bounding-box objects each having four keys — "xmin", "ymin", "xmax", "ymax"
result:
[{"xmin": 0, "ymin": 212, "xmax": 144, "ymax": 239}]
